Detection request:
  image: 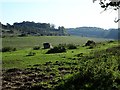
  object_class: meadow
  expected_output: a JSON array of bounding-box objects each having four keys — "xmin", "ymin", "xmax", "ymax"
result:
[
  {"xmin": 2, "ymin": 36, "xmax": 110, "ymax": 69},
  {"xmin": 2, "ymin": 36, "xmax": 108, "ymax": 49},
  {"xmin": 2, "ymin": 36, "xmax": 120, "ymax": 90}
]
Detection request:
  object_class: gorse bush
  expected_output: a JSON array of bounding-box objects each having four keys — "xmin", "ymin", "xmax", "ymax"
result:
[
  {"xmin": 2, "ymin": 47, "xmax": 16, "ymax": 52},
  {"xmin": 46, "ymin": 46, "xmax": 66, "ymax": 54},
  {"xmin": 85, "ymin": 40, "xmax": 96, "ymax": 46}
]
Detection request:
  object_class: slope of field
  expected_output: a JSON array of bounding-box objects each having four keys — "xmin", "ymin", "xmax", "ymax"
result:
[{"xmin": 2, "ymin": 36, "xmax": 108, "ymax": 49}]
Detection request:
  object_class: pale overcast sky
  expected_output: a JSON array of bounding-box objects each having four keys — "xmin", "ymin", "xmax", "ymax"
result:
[{"xmin": 0, "ymin": 0, "xmax": 118, "ymax": 29}]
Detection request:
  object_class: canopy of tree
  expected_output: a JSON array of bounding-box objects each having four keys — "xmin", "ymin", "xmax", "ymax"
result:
[{"xmin": 93, "ymin": 0, "xmax": 120, "ymax": 10}]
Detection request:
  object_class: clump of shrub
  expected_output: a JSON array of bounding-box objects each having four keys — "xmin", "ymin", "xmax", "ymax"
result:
[
  {"xmin": 26, "ymin": 52, "xmax": 36, "ymax": 56},
  {"xmin": 85, "ymin": 40, "xmax": 96, "ymax": 49},
  {"xmin": 1, "ymin": 47, "xmax": 16, "ymax": 52},
  {"xmin": 85, "ymin": 40, "xmax": 96, "ymax": 46},
  {"xmin": 18, "ymin": 33, "xmax": 27, "ymax": 37},
  {"xmin": 67, "ymin": 44, "xmax": 77, "ymax": 49},
  {"xmin": 46, "ymin": 46, "xmax": 66, "ymax": 54},
  {"xmin": 33, "ymin": 46, "xmax": 40, "ymax": 50},
  {"xmin": 108, "ymin": 40, "xmax": 114, "ymax": 43}
]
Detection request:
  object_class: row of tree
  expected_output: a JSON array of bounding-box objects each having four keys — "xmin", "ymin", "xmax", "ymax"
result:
[
  {"xmin": 1, "ymin": 21, "xmax": 68, "ymax": 36},
  {"xmin": 67, "ymin": 27, "xmax": 120, "ymax": 39}
]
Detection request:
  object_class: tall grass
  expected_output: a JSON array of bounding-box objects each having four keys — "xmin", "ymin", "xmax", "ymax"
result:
[{"xmin": 2, "ymin": 36, "xmax": 108, "ymax": 49}]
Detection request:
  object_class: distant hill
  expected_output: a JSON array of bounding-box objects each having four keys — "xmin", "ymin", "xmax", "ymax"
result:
[
  {"xmin": 1, "ymin": 21, "xmax": 119, "ymax": 39},
  {"xmin": 1, "ymin": 21, "xmax": 67, "ymax": 37},
  {"xmin": 66, "ymin": 27, "xmax": 119, "ymax": 39}
]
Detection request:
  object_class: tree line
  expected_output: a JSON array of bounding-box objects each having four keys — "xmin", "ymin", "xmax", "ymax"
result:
[{"xmin": 1, "ymin": 21, "xmax": 68, "ymax": 36}]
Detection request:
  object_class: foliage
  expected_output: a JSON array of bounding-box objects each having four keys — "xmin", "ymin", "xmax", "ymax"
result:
[
  {"xmin": 46, "ymin": 43, "xmax": 77, "ymax": 54},
  {"xmin": 1, "ymin": 47, "xmax": 16, "ymax": 52},
  {"xmin": 46, "ymin": 46, "xmax": 66, "ymax": 54},
  {"xmin": 93, "ymin": 0, "xmax": 120, "ymax": 10},
  {"xmin": 67, "ymin": 27, "xmax": 119, "ymax": 39},
  {"xmin": 2, "ymin": 21, "xmax": 67, "ymax": 36},
  {"xmin": 85, "ymin": 40, "xmax": 96, "ymax": 46},
  {"xmin": 54, "ymin": 45, "xmax": 120, "ymax": 90}
]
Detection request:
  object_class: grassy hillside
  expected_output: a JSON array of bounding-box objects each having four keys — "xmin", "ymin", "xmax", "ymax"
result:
[
  {"xmin": 2, "ymin": 37, "xmax": 119, "ymax": 90},
  {"xmin": 2, "ymin": 36, "xmax": 108, "ymax": 49}
]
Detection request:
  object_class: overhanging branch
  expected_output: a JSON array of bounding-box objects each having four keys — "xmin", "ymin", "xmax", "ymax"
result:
[{"xmin": 114, "ymin": 18, "xmax": 120, "ymax": 23}]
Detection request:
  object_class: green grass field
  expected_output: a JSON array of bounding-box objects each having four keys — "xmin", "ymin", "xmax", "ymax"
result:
[
  {"xmin": 2, "ymin": 36, "xmax": 119, "ymax": 90},
  {"xmin": 2, "ymin": 36, "xmax": 108, "ymax": 49},
  {"xmin": 2, "ymin": 39, "xmax": 118, "ymax": 69},
  {"xmin": 2, "ymin": 36, "xmax": 111, "ymax": 69}
]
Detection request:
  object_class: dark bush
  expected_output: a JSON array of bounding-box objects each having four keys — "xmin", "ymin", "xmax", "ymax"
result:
[
  {"xmin": 108, "ymin": 40, "xmax": 114, "ymax": 43},
  {"xmin": 18, "ymin": 33, "xmax": 27, "ymax": 37},
  {"xmin": 46, "ymin": 46, "xmax": 66, "ymax": 54},
  {"xmin": 33, "ymin": 46, "xmax": 40, "ymax": 50},
  {"xmin": 88, "ymin": 46, "xmax": 94, "ymax": 49},
  {"xmin": 67, "ymin": 44, "xmax": 77, "ymax": 49},
  {"xmin": 2, "ymin": 47, "xmax": 16, "ymax": 52},
  {"xmin": 2, "ymin": 47, "xmax": 11, "ymax": 52},
  {"xmin": 85, "ymin": 40, "xmax": 96, "ymax": 46}
]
